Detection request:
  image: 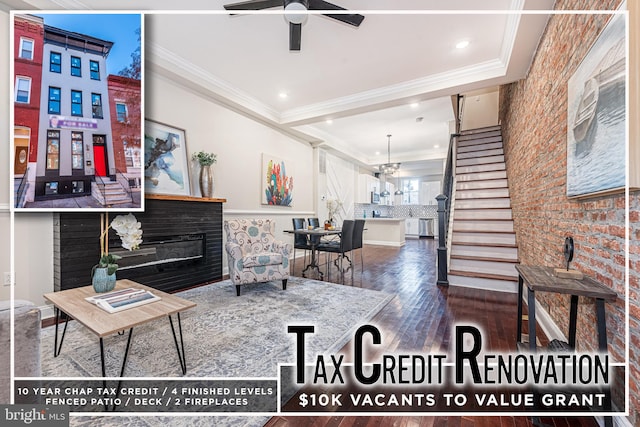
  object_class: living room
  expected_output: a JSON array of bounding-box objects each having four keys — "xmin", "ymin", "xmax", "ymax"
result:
[{"xmin": 1, "ymin": 1, "xmax": 639, "ymax": 426}]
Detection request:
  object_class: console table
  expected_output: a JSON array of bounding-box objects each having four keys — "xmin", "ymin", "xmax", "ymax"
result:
[{"xmin": 515, "ymin": 265, "xmax": 617, "ymax": 427}]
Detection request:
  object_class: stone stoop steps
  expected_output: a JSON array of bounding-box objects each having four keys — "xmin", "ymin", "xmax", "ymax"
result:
[
  {"xmin": 91, "ymin": 179, "xmax": 131, "ymax": 206},
  {"xmin": 448, "ymin": 125, "xmax": 519, "ymax": 293}
]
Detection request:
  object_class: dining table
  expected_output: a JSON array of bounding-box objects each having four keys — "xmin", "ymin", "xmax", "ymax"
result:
[{"xmin": 284, "ymin": 228, "xmax": 341, "ymax": 280}]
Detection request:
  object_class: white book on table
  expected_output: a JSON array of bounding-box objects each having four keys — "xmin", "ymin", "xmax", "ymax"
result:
[{"xmin": 85, "ymin": 288, "xmax": 161, "ymax": 313}]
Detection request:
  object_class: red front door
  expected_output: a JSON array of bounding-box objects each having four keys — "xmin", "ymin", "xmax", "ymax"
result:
[{"xmin": 93, "ymin": 144, "xmax": 107, "ymax": 177}]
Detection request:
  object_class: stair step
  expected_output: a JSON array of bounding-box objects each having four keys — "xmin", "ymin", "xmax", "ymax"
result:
[
  {"xmin": 457, "ymin": 155, "xmax": 505, "ymax": 167},
  {"xmin": 457, "ymin": 135, "xmax": 503, "ymax": 147},
  {"xmin": 457, "ymin": 141, "xmax": 504, "ymax": 154},
  {"xmin": 454, "ymin": 208, "xmax": 513, "ymax": 220},
  {"xmin": 456, "ymin": 188, "xmax": 510, "ymax": 199},
  {"xmin": 460, "ymin": 125, "xmax": 501, "ymax": 134},
  {"xmin": 458, "ymin": 130, "xmax": 502, "ymax": 142},
  {"xmin": 452, "ymin": 231, "xmax": 516, "ymax": 246},
  {"xmin": 456, "ymin": 163, "xmax": 506, "ymax": 174},
  {"xmin": 449, "ymin": 258, "xmax": 519, "ymax": 278},
  {"xmin": 456, "ymin": 170, "xmax": 507, "ymax": 182},
  {"xmin": 453, "ymin": 220, "xmax": 514, "ymax": 233},
  {"xmin": 456, "ymin": 179, "xmax": 508, "ymax": 191},
  {"xmin": 457, "ymin": 148, "xmax": 504, "ymax": 160},
  {"xmin": 448, "ymin": 272, "xmax": 518, "ymax": 293},
  {"xmin": 451, "ymin": 244, "xmax": 518, "ymax": 262},
  {"xmin": 455, "ymin": 198, "xmax": 511, "ymax": 209}
]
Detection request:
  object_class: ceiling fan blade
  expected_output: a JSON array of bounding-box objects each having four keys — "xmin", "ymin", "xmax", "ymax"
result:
[
  {"xmin": 289, "ymin": 22, "xmax": 301, "ymax": 50},
  {"xmin": 308, "ymin": 0, "xmax": 365, "ymax": 27},
  {"xmin": 223, "ymin": 0, "xmax": 282, "ymax": 10}
]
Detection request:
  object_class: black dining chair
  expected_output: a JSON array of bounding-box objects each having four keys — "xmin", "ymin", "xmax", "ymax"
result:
[
  {"xmin": 351, "ymin": 219, "xmax": 366, "ymax": 271},
  {"xmin": 307, "ymin": 218, "xmax": 320, "ymax": 229},
  {"xmin": 291, "ymin": 218, "xmax": 312, "ymax": 274},
  {"xmin": 317, "ymin": 219, "xmax": 355, "ymax": 283}
]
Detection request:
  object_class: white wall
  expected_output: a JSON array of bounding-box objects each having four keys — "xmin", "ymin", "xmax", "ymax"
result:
[
  {"xmin": 461, "ymin": 90, "xmax": 499, "ymax": 130},
  {"xmin": 0, "ymin": 11, "xmax": 11, "ymax": 301}
]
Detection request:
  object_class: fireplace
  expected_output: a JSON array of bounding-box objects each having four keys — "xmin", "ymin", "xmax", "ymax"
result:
[{"xmin": 54, "ymin": 196, "xmax": 225, "ymax": 293}]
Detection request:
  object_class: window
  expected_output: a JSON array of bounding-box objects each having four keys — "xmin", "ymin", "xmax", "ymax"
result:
[
  {"xmin": 401, "ymin": 179, "xmax": 420, "ymax": 205},
  {"xmin": 45, "ymin": 182, "xmax": 58, "ymax": 195},
  {"xmin": 71, "ymin": 132, "xmax": 84, "ymax": 170},
  {"xmin": 116, "ymin": 103, "xmax": 128, "ymax": 123},
  {"xmin": 46, "ymin": 130, "xmax": 60, "ymax": 170},
  {"xmin": 48, "ymin": 87, "xmax": 61, "ymax": 114},
  {"xmin": 15, "ymin": 77, "xmax": 31, "ymax": 103},
  {"xmin": 50, "ymin": 52, "xmax": 61, "ymax": 73},
  {"xmin": 91, "ymin": 93, "xmax": 103, "ymax": 119},
  {"xmin": 71, "ymin": 90, "xmax": 82, "ymax": 116},
  {"xmin": 19, "ymin": 38, "xmax": 34, "ymax": 60},
  {"xmin": 70, "ymin": 56, "xmax": 81, "ymax": 77},
  {"xmin": 72, "ymin": 181, "xmax": 84, "ymax": 193},
  {"xmin": 90, "ymin": 60, "xmax": 100, "ymax": 80}
]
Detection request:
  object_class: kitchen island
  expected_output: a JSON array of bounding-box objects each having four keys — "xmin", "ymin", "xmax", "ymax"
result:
[{"xmin": 363, "ymin": 218, "xmax": 406, "ymax": 247}]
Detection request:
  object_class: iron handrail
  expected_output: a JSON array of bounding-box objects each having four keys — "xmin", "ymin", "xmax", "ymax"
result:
[{"xmin": 15, "ymin": 167, "xmax": 29, "ymax": 208}]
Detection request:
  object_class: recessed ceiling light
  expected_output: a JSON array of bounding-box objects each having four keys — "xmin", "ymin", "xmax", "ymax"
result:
[
  {"xmin": 410, "ymin": 103, "xmax": 419, "ymax": 108},
  {"xmin": 456, "ymin": 40, "xmax": 470, "ymax": 49},
  {"xmin": 278, "ymin": 92, "xmax": 288, "ymax": 99},
  {"xmin": 326, "ymin": 119, "xmax": 333, "ymax": 124},
  {"xmin": 375, "ymin": 151, "xmax": 380, "ymax": 155},
  {"xmin": 434, "ymin": 145, "xmax": 440, "ymax": 148}
]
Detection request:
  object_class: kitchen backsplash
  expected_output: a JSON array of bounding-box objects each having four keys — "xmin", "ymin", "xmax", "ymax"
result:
[{"xmin": 354, "ymin": 204, "xmax": 438, "ymax": 219}]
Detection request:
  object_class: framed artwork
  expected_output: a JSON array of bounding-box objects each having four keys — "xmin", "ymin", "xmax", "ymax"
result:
[
  {"xmin": 144, "ymin": 119, "xmax": 191, "ymax": 196},
  {"xmin": 262, "ymin": 153, "xmax": 293, "ymax": 206},
  {"xmin": 566, "ymin": 12, "xmax": 625, "ymax": 198}
]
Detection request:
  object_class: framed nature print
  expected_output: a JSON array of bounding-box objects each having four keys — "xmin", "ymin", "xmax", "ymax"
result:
[
  {"xmin": 566, "ymin": 12, "xmax": 625, "ymax": 198},
  {"xmin": 262, "ymin": 153, "xmax": 293, "ymax": 206},
  {"xmin": 144, "ymin": 119, "xmax": 191, "ymax": 196}
]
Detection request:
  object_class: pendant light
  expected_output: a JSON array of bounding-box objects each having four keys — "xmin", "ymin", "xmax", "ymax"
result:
[{"xmin": 379, "ymin": 134, "xmax": 400, "ymax": 175}]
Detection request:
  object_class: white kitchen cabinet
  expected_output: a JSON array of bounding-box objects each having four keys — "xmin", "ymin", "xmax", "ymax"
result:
[
  {"xmin": 420, "ymin": 181, "xmax": 441, "ymax": 205},
  {"xmin": 357, "ymin": 174, "xmax": 380, "ymax": 203},
  {"xmin": 405, "ymin": 218, "xmax": 419, "ymax": 236}
]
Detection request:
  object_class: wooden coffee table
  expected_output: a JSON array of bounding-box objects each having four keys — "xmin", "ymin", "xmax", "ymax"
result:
[{"xmin": 44, "ymin": 279, "xmax": 196, "ymax": 404}]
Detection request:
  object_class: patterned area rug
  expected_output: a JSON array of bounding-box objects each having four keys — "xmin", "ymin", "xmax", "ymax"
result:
[{"xmin": 40, "ymin": 277, "xmax": 393, "ymax": 426}]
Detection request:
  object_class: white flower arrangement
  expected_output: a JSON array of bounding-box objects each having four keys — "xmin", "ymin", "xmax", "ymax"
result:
[
  {"xmin": 326, "ymin": 198, "xmax": 343, "ymax": 220},
  {"xmin": 96, "ymin": 213, "xmax": 143, "ymax": 274}
]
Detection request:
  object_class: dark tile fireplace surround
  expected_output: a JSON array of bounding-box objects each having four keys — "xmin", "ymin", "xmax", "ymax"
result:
[{"xmin": 54, "ymin": 196, "xmax": 225, "ymax": 293}]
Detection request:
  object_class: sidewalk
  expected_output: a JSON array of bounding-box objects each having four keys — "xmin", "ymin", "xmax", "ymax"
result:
[{"xmin": 21, "ymin": 191, "xmax": 142, "ymax": 210}]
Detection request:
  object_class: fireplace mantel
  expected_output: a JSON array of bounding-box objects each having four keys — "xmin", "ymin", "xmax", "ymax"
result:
[{"xmin": 145, "ymin": 194, "xmax": 227, "ymax": 203}]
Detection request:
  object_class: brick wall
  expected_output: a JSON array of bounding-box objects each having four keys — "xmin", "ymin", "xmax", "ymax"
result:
[{"xmin": 497, "ymin": 0, "xmax": 632, "ymax": 421}]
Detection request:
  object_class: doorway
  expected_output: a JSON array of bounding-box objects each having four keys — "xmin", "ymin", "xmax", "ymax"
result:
[
  {"xmin": 92, "ymin": 135, "xmax": 108, "ymax": 177},
  {"xmin": 14, "ymin": 146, "xmax": 28, "ymax": 175}
]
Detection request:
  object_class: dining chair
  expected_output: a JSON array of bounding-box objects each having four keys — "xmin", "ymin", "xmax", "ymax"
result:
[
  {"xmin": 292, "ymin": 218, "xmax": 312, "ymax": 274},
  {"xmin": 307, "ymin": 218, "xmax": 320, "ymax": 229},
  {"xmin": 351, "ymin": 219, "xmax": 366, "ymax": 271},
  {"xmin": 316, "ymin": 219, "xmax": 355, "ymax": 283}
]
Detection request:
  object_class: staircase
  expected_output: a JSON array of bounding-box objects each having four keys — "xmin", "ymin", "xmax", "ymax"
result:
[
  {"xmin": 448, "ymin": 125, "xmax": 519, "ymax": 293},
  {"xmin": 91, "ymin": 179, "xmax": 132, "ymax": 206}
]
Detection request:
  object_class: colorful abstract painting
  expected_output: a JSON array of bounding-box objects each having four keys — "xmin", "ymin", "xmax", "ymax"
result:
[{"xmin": 262, "ymin": 154, "xmax": 293, "ymax": 206}]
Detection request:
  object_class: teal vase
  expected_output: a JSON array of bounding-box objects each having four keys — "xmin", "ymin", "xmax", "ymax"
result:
[{"xmin": 92, "ymin": 267, "xmax": 116, "ymax": 293}]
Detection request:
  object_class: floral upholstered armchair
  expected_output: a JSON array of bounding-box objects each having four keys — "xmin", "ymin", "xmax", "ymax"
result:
[{"xmin": 224, "ymin": 219, "xmax": 291, "ymax": 296}]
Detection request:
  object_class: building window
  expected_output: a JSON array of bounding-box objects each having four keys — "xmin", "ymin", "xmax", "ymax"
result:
[
  {"xmin": 90, "ymin": 60, "xmax": 100, "ymax": 80},
  {"xmin": 45, "ymin": 182, "xmax": 59, "ymax": 195},
  {"xmin": 71, "ymin": 90, "xmax": 82, "ymax": 116},
  {"xmin": 15, "ymin": 77, "xmax": 31, "ymax": 103},
  {"xmin": 48, "ymin": 87, "xmax": 61, "ymax": 114},
  {"xmin": 116, "ymin": 103, "xmax": 128, "ymax": 123},
  {"xmin": 46, "ymin": 130, "xmax": 60, "ymax": 170},
  {"xmin": 72, "ymin": 181, "xmax": 85, "ymax": 193},
  {"xmin": 401, "ymin": 179, "xmax": 420, "ymax": 205},
  {"xmin": 71, "ymin": 132, "xmax": 84, "ymax": 170},
  {"xmin": 19, "ymin": 38, "xmax": 34, "ymax": 60},
  {"xmin": 70, "ymin": 56, "xmax": 81, "ymax": 77},
  {"xmin": 50, "ymin": 52, "xmax": 61, "ymax": 73},
  {"xmin": 91, "ymin": 93, "xmax": 103, "ymax": 119}
]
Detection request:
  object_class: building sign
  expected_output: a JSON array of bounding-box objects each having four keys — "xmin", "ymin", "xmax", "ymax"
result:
[{"xmin": 49, "ymin": 115, "xmax": 98, "ymax": 130}]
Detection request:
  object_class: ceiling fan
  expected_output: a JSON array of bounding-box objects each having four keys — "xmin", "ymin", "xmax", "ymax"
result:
[{"xmin": 223, "ymin": 0, "xmax": 365, "ymax": 51}]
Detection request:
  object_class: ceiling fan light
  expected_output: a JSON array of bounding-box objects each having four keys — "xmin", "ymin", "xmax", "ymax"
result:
[{"xmin": 284, "ymin": 1, "xmax": 308, "ymax": 25}]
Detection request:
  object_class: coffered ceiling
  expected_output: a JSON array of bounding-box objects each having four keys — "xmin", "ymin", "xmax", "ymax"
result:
[{"xmin": 1, "ymin": 0, "xmax": 555, "ymax": 177}]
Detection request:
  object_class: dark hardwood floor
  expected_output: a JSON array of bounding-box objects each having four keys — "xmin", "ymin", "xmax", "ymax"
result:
[{"xmin": 267, "ymin": 238, "xmax": 598, "ymax": 427}]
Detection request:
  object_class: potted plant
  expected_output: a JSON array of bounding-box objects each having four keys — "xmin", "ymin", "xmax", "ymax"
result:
[
  {"xmin": 92, "ymin": 213, "xmax": 143, "ymax": 293},
  {"xmin": 192, "ymin": 150, "xmax": 217, "ymax": 198}
]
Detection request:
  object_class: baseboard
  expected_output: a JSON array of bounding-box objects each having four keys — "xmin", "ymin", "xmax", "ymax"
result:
[{"xmin": 363, "ymin": 239, "xmax": 405, "ymax": 247}]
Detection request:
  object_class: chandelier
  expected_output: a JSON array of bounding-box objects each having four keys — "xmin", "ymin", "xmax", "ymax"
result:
[{"xmin": 379, "ymin": 134, "xmax": 400, "ymax": 175}]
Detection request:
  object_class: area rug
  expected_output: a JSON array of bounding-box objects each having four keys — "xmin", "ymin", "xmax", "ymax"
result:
[{"xmin": 39, "ymin": 277, "xmax": 393, "ymax": 427}]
